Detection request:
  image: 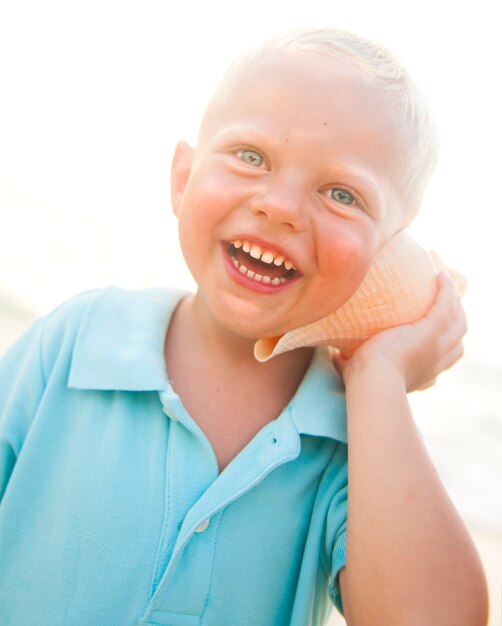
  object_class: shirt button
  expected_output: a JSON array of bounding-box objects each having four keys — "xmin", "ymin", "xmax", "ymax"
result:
[{"xmin": 195, "ymin": 519, "xmax": 210, "ymax": 533}]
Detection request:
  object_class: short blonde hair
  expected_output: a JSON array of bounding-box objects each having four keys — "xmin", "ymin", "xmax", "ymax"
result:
[{"xmin": 221, "ymin": 28, "xmax": 439, "ymax": 226}]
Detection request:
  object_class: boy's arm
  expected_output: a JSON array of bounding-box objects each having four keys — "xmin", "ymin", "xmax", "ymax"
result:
[{"xmin": 337, "ymin": 274, "xmax": 489, "ymax": 626}]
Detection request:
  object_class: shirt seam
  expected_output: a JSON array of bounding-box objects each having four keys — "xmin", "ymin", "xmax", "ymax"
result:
[
  {"xmin": 149, "ymin": 415, "xmax": 173, "ymax": 597},
  {"xmin": 320, "ymin": 441, "xmax": 345, "ymax": 579}
]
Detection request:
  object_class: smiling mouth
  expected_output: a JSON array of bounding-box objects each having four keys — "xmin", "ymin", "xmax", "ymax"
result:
[{"xmin": 227, "ymin": 239, "xmax": 298, "ymax": 285}]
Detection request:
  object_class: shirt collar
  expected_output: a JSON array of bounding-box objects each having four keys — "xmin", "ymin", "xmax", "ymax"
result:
[
  {"xmin": 288, "ymin": 347, "xmax": 347, "ymax": 444},
  {"xmin": 68, "ymin": 286, "xmax": 347, "ymax": 444},
  {"xmin": 68, "ymin": 286, "xmax": 188, "ymax": 392}
]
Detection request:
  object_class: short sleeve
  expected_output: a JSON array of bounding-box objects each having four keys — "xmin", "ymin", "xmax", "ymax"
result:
[
  {"xmin": 0, "ymin": 318, "xmax": 47, "ymax": 501},
  {"xmin": 325, "ymin": 461, "xmax": 348, "ymax": 615}
]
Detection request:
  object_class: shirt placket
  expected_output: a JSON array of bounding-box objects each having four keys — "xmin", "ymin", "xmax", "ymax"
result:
[{"xmin": 139, "ymin": 392, "xmax": 300, "ymax": 626}]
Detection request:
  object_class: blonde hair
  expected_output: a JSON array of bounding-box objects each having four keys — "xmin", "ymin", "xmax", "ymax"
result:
[{"xmin": 221, "ymin": 28, "xmax": 439, "ymax": 225}]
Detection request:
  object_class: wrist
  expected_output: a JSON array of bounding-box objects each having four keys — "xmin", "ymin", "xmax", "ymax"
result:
[{"xmin": 342, "ymin": 351, "xmax": 407, "ymax": 392}]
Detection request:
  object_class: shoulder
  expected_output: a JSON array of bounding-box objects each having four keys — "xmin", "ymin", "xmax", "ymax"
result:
[
  {"xmin": 41, "ymin": 289, "xmax": 101, "ymax": 351},
  {"xmin": 46, "ymin": 285, "xmax": 189, "ymax": 370},
  {"xmin": 42, "ymin": 285, "xmax": 185, "ymax": 329},
  {"xmin": 2, "ymin": 286, "xmax": 189, "ymax": 388},
  {"xmin": 41, "ymin": 286, "xmax": 186, "ymax": 357},
  {"xmin": 0, "ymin": 286, "xmax": 189, "ymax": 454},
  {"xmin": 0, "ymin": 291, "xmax": 101, "ymax": 445},
  {"xmin": 0, "ymin": 290, "xmax": 100, "ymax": 386}
]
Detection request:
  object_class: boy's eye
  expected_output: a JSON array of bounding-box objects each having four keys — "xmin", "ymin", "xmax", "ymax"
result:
[
  {"xmin": 331, "ymin": 188, "xmax": 355, "ymax": 205},
  {"xmin": 239, "ymin": 149, "xmax": 264, "ymax": 167}
]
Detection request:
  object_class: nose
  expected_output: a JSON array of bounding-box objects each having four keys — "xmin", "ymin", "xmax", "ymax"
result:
[{"xmin": 249, "ymin": 177, "xmax": 308, "ymax": 232}]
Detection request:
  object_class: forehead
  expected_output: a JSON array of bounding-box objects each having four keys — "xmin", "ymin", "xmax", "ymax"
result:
[{"xmin": 201, "ymin": 53, "xmax": 401, "ymax": 150}]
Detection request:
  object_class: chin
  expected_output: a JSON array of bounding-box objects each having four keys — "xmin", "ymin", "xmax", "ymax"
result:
[{"xmin": 208, "ymin": 294, "xmax": 288, "ymax": 341}]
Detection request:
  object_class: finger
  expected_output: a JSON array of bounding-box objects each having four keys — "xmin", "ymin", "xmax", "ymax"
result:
[
  {"xmin": 423, "ymin": 342, "xmax": 465, "ymax": 387},
  {"xmin": 413, "ymin": 340, "xmax": 464, "ymax": 392},
  {"xmin": 420, "ymin": 273, "xmax": 466, "ymax": 343},
  {"xmin": 427, "ymin": 272, "xmax": 459, "ymax": 324},
  {"xmin": 437, "ymin": 294, "xmax": 468, "ymax": 353},
  {"xmin": 436, "ymin": 341, "xmax": 465, "ymax": 374}
]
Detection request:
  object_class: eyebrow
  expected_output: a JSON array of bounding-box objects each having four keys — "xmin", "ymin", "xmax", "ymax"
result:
[
  {"xmin": 333, "ymin": 167, "xmax": 381, "ymax": 197},
  {"xmin": 210, "ymin": 126, "xmax": 280, "ymax": 146}
]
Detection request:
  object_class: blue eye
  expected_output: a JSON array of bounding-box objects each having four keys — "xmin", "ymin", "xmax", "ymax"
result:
[
  {"xmin": 331, "ymin": 188, "xmax": 355, "ymax": 205},
  {"xmin": 240, "ymin": 149, "xmax": 264, "ymax": 167}
]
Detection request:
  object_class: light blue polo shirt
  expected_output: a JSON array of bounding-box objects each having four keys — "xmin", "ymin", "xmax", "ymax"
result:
[{"xmin": 0, "ymin": 287, "xmax": 348, "ymax": 626}]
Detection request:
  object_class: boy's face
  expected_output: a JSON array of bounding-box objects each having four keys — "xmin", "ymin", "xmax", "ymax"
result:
[{"xmin": 171, "ymin": 53, "xmax": 406, "ymax": 341}]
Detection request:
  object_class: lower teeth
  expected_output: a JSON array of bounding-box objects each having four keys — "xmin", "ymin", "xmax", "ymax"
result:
[{"xmin": 231, "ymin": 257, "xmax": 287, "ymax": 285}]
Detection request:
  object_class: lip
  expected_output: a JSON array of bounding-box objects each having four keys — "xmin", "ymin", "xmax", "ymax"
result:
[{"xmin": 221, "ymin": 241, "xmax": 301, "ymax": 294}]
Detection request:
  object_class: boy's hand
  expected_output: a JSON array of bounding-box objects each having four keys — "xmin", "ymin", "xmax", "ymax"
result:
[{"xmin": 334, "ymin": 272, "xmax": 467, "ymax": 392}]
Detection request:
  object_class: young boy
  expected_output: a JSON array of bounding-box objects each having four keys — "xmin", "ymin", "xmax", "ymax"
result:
[{"xmin": 0, "ymin": 28, "xmax": 488, "ymax": 626}]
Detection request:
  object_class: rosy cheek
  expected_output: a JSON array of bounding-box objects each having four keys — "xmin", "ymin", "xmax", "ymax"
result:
[
  {"xmin": 328, "ymin": 230, "xmax": 371, "ymax": 265},
  {"xmin": 192, "ymin": 175, "xmax": 244, "ymax": 213},
  {"xmin": 322, "ymin": 231, "xmax": 376, "ymax": 291}
]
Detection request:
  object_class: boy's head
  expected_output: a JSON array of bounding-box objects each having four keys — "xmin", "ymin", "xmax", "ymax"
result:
[{"xmin": 170, "ymin": 28, "xmax": 440, "ymax": 340}]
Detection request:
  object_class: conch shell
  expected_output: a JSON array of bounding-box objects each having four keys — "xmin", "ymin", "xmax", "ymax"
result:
[{"xmin": 254, "ymin": 230, "xmax": 466, "ymax": 362}]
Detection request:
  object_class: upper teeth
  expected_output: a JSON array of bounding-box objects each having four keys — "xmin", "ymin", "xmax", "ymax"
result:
[{"xmin": 232, "ymin": 240, "xmax": 295, "ymax": 271}]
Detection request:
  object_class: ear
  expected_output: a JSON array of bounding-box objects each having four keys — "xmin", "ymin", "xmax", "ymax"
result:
[{"xmin": 170, "ymin": 141, "xmax": 194, "ymax": 216}]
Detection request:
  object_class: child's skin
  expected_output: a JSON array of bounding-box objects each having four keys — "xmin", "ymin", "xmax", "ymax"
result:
[{"xmin": 166, "ymin": 52, "xmax": 488, "ymax": 624}]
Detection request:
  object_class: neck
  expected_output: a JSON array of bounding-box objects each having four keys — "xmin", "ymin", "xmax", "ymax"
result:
[
  {"xmin": 164, "ymin": 291, "xmax": 315, "ymax": 473},
  {"xmin": 167, "ymin": 290, "xmax": 314, "ymax": 379}
]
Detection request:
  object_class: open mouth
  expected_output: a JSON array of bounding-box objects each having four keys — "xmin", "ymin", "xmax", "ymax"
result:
[{"xmin": 227, "ymin": 239, "xmax": 298, "ymax": 285}]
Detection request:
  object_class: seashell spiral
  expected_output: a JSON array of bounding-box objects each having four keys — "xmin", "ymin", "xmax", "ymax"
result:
[{"xmin": 254, "ymin": 230, "xmax": 467, "ymax": 362}]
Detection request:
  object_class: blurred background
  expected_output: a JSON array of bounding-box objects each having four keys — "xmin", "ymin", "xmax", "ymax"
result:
[{"xmin": 0, "ymin": 1, "xmax": 500, "ymax": 623}]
